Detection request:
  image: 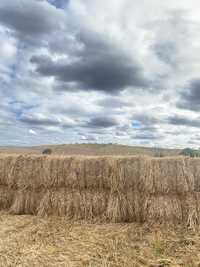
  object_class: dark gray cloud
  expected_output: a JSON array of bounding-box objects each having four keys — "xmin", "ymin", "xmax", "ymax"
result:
[
  {"xmin": 20, "ymin": 113, "xmax": 78, "ymax": 129},
  {"xmin": 20, "ymin": 114, "xmax": 60, "ymax": 126},
  {"xmin": 20, "ymin": 112, "xmax": 119, "ymax": 130},
  {"xmin": 31, "ymin": 30, "xmax": 149, "ymax": 93},
  {"xmin": 85, "ymin": 116, "xmax": 118, "ymax": 128},
  {"xmin": 0, "ymin": 0, "xmax": 64, "ymax": 42},
  {"xmin": 168, "ymin": 114, "xmax": 200, "ymax": 128},
  {"xmin": 177, "ymin": 79, "xmax": 200, "ymax": 111}
]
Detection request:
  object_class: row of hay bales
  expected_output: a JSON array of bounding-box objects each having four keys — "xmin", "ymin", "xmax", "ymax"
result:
[{"xmin": 0, "ymin": 155, "xmax": 200, "ymax": 226}]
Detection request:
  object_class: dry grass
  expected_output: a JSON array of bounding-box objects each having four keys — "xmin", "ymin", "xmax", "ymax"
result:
[{"xmin": 1, "ymin": 212, "xmax": 200, "ymax": 266}]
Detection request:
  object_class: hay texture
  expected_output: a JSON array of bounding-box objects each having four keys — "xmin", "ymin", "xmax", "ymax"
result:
[{"xmin": 0, "ymin": 154, "xmax": 200, "ymax": 225}]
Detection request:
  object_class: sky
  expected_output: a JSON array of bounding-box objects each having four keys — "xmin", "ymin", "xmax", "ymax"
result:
[{"xmin": 1, "ymin": 0, "xmax": 200, "ymax": 148}]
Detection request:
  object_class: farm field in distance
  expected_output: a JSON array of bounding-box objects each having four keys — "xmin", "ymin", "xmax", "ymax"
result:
[{"xmin": 0, "ymin": 143, "xmax": 181, "ymax": 157}]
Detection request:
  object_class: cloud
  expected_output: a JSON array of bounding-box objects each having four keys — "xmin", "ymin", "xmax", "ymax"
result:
[
  {"xmin": 20, "ymin": 113, "xmax": 61, "ymax": 126},
  {"xmin": 0, "ymin": 0, "xmax": 65, "ymax": 43},
  {"xmin": 47, "ymin": 0, "xmax": 68, "ymax": 9},
  {"xmin": 134, "ymin": 132, "xmax": 161, "ymax": 140},
  {"xmin": 85, "ymin": 116, "xmax": 119, "ymax": 128},
  {"xmin": 153, "ymin": 42, "xmax": 177, "ymax": 66},
  {"xmin": 168, "ymin": 114, "xmax": 200, "ymax": 128},
  {"xmin": 29, "ymin": 129, "xmax": 37, "ymax": 135},
  {"xmin": 151, "ymin": 11, "xmax": 189, "ymax": 66},
  {"xmin": 1, "ymin": 0, "xmax": 200, "ymax": 147},
  {"xmin": 80, "ymin": 134, "xmax": 99, "ymax": 142},
  {"xmin": 132, "ymin": 114, "xmax": 159, "ymax": 126},
  {"xmin": 97, "ymin": 96, "xmax": 132, "ymax": 109},
  {"xmin": 131, "ymin": 115, "xmax": 161, "ymax": 141},
  {"xmin": 19, "ymin": 112, "xmax": 79, "ymax": 130},
  {"xmin": 177, "ymin": 79, "xmax": 200, "ymax": 111},
  {"xmin": 31, "ymin": 30, "xmax": 149, "ymax": 94}
]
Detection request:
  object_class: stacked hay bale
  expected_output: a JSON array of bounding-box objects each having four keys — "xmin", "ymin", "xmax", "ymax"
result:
[{"xmin": 0, "ymin": 154, "xmax": 200, "ymax": 226}]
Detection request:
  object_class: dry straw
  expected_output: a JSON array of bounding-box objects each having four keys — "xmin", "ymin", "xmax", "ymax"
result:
[{"xmin": 0, "ymin": 154, "xmax": 200, "ymax": 225}]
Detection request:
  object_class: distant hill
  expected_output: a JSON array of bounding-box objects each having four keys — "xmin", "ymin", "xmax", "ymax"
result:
[{"xmin": 0, "ymin": 143, "xmax": 181, "ymax": 156}]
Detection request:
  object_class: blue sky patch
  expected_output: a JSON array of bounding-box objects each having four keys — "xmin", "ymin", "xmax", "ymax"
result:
[
  {"xmin": 132, "ymin": 120, "xmax": 142, "ymax": 129},
  {"xmin": 47, "ymin": 0, "xmax": 68, "ymax": 9},
  {"xmin": 9, "ymin": 101, "xmax": 36, "ymax": 119}
]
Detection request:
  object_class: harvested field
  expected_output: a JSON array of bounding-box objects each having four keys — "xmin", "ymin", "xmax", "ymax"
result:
[
  {"xmin": 1, "ymin": 212, "xmax": 200, "ymax": 266},
  {"xmin": 0, "ymin": 155, "xmax": 200, "ymax": 226}
]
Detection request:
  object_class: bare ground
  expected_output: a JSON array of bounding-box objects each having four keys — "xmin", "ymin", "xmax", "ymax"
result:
[{"xmin": 0, "ymin": 212, "xmax": 200, "ymax": 267}]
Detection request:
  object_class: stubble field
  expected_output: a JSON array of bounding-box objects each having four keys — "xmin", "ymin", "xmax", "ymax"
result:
[{"xmin": 1, "ymin": 212, "xmax": 200, "ymax": 267}]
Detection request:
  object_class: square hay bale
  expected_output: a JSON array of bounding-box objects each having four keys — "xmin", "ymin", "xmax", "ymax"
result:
[
  {"xmin": 140, "ymin": 158, "xmax": 194, "ymax": 194},
  {"xmin": 10, "ymin": 190, "xmax": 43, "ymax": 215},
  {"xmin": 0, "ymin": 187, "xmax": 14, "ymax": 209},
  {"xmin": 143, "ymin": 195, "xmax": 183, "ymax": 225},
  {"xmin": 37, "ymin": 189, "xmax": 108, "ymax": 219}
]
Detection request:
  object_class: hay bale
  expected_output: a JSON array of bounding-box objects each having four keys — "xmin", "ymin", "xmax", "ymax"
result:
[
  {"xmin": 180, "ymin": 193, "xmax": 200, "ymax": 229},
  {"xmin": 0, "ymin": 155, "xmax": 43, "ymax": 189},
  {"xmin": 37, "ymin": 157, "xmax": 111, "ymax": 190},
  {"xmin": 107, "ymin": 192, "xmax": 130, "ymax": 222},
  {"xmin": 12, "ymin": 156, "xmax": 67, "ymax": 190},
  {"xmin": 109, "ymin": 157, "xmax": 141, "ymax": 192},
  {"xmin": 4, "ymin": 156, "xmax": 112, "ymax": 190},
  {"xmin": 68, "ymin": 158, "xmax": 111, "ymax": 190},
  {"xmin": 13, "ymin": 156, "xmax": 43, "ymax": 190},
  {"xmin": 0, "ymin": 155, "xmax": 19, "ymax": 187},
  {"xmin": 186, "ymin": 158, "xmax": 200, "ymax": 192},
  {"xmin": 140, "ymin": 158, "xmax": 194, "ymax": 194},
  {"xmin": 79, "ymin": 190, "xmax": 108, "ymax": 219},
  {"xmin": 0, "ymin": 157, "xmax": 9, "ymax": 186},
  {"xmin": 0, "ymin": 154, "xmax": 200, "ymax": 226},
  {"xmin": 0, "ymin": 155, "xmax": 194, "ymax": 193},
  {"xmin": 37, "ymin": 189, "xmax": 108, "ymax": 218},
  {"xmin": 143, "ymin": 195, "xmax": 183, "ymax": 224},
  {"xmin": 109, "ymin": 157, "xmax": 194, "ymax": 194},
  {"xmin": 106, "ymin": 190, "xmax": 142, "ymax": 222},
  {"xmin": 10, "ymin": 190, "xmax": 43, "ymax": 215},
  {"xmin": 0, "ymin": 187, "xmax": 14, "ymax": 209}
]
